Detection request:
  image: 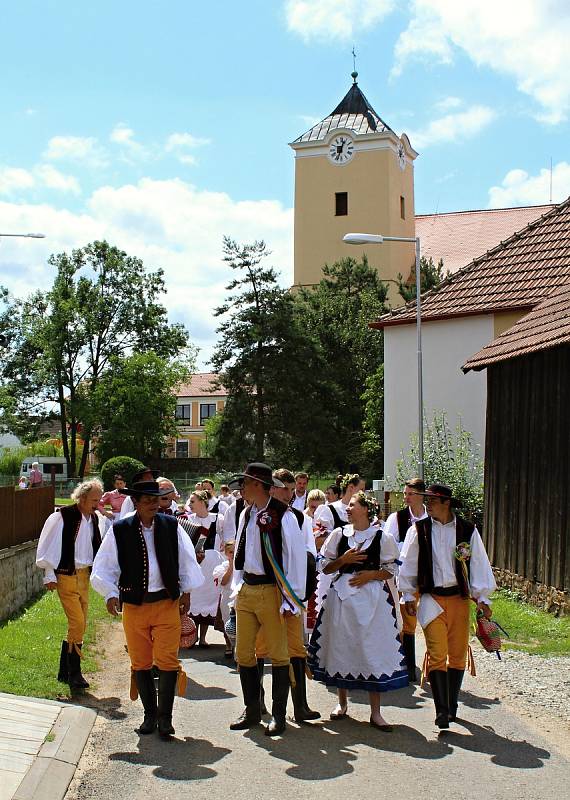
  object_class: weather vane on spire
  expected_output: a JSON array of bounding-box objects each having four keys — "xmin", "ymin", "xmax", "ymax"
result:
[{"xmin": 351, "ymin": 46, "xmax": 358, "ymax": 82}]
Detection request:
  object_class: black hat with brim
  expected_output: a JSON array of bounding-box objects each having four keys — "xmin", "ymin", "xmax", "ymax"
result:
[
  {"xmin": 228, "ymin": 462, "xmax": 284, "ymax": 490},
  {"xmin": 122, "ymin": 480, "xmax": 173, "ymax": 498},
  {"xmin": 422, "ymin": 483, "xmax": 459, "ymax": 504},
  {"xmin": 133, "ymin": 467, "xmax": 160, "ymax": 482}
]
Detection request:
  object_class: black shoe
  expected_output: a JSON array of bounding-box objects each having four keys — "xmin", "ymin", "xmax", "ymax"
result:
[
  {"xmin": 290, "ymin": 658, "xmax": 320, "ymax": 722},
  {"xmin": 57, "ymin": 641, "xmax": 69, "ymax": 683},
  {"xmin": 429, "ymin": 670, "xmax": 450, "ymax": 729},
  {"xmin": 68, "ymin": 645, "xmax": 89, "ymax": 689},
  {"xmin": 157, "ymin": 670, "xmax": 178, "ymax": 738},
  {"xmin": 230, "ymin": 665, "xmax": 261, "ymax": 730},
  {"xmin": 448, "ymin": 668, "xmax": 465, "ymax": 722},
  {"xmin": 257, "ymin": 659, "xmax": 268, "ymax": 715},
  {"xmin": 135, "ymin": 670, "xmax": 157, "ymax": 734},
  {"xmin": 265, "ymin": 665, "xmax": 290, "ymax": 736},
  {"xmin": 402, "ymin": 634, "xmax": 417, "ymax": 683}
]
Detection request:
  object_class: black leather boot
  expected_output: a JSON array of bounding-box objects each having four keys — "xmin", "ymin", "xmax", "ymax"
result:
[
  {"xmin": 257, "ymin": 659, "xmax": 268, "ymax": 715},
  {"xmin": 68, "ymin": 644, "xmax": 89, "ymax": 689},
  {"xmin": 135, "ymin": 670, "xmax": 157, "ymax": 734},
  {"xmin": 429, "ymin": 670, "xmax": 450, "ymax": 729},
  {"xmin": 402, "ymin": 634, "xmax": 417, "ymax": 682},
  {"xmin": 290, "ymin": 658, "xmax": 320, "ymax": 722},
  {"xmin": 265, "ymin": 665, "xmax": 290, "ymax": 736},
  {"xmin": 57, "ymin": 641, "xmax": 68, "ymax": 683},
  {"xmin": 230, "ymin": 665, "xmax": 262, "ymax": 730},
  {"xmin": 157, "ymin": 670, "xmax": 178, "ymax": 738},
  {"xmin": 448, "ymin": 668, "xmax": 465, "ymax": 722}
]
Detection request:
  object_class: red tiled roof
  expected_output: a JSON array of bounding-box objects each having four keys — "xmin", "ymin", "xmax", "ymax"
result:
[
  {"xmin": 416, "ymin": 204, "xmax": 555, "ymax": 275},
  {"xmin": 177, "ymin": 373, "xmax": 227, "ymax": 398},
  {"xmin": 463, "ymin": 281, "xmax": 570, "ymax": 372},
  {"xmin": 373, "ymin": 197, "xmax": 570, "ymax": 329}
]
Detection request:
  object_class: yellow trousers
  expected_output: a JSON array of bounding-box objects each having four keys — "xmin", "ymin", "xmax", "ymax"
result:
[
  {"xmin": 400, "ymin": 591, "xmax": 419, "ymax": 636},
  {"xmin": 56, "ymin": 568, "xmax": 90, "ymax": 648},
  {"xmin": 424, "ymin": 595, "xmax": 470, "ymax": 672},
  {"xmin": 235, "ymin": 583, "xmax": 289, "ymax": 668},
  {"xmin": 256, "ymin": 611, "xmax": 306, "ymax": 659},
  {"xmin": 122, "ymin": 598, "xmax": 181, "ymax": 671}
]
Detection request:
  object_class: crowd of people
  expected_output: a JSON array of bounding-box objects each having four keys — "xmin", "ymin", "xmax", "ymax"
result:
[{"xmin": 35, "ymin": 462, "xmax": 496, "ymax": 740}]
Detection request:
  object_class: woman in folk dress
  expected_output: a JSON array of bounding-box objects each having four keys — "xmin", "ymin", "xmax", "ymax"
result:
[{"xmin": 308, "ymin": 492, "xmax": 408, "ymax": 731}]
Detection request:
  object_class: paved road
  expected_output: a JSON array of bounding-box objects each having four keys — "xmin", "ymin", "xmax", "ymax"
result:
[{"xmin": 66, "ymin": 626, "xmax": 569, "ymax": 800}]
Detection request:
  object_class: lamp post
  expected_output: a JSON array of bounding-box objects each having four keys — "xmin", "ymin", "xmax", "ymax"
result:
[
  {"xmin": 0, "ymin": 232, "xmax": 45, "ymax": 238},
  {"xmin": 343, "ymin": 232, "xmax": 424, "ymax": 480}
]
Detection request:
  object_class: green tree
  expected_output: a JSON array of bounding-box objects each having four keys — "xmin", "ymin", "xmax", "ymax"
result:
[
  {"xmin": 90, "ymin": 352, "xmax": 191, "ymax": 465},
  {"xmin": 361, "ymin": 364, "xmax": 384, "ymax": 475},
  {"xmin": 0, "ymin": 241, "xmax": 190, "ymax": 478},
  {"xmin": 397, "ymin": 256, "xmax": 450, "ymax": 302}
]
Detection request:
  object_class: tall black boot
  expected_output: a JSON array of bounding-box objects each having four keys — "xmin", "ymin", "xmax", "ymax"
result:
[
  {"xmin": 429, "ymin": 670, "xmax": 449, "ymax": 729},
  {"xmin": 290, "ymin": 657, "xmax": 320, "ymax": 722},
  {"xmin": 135, "ymin": 670, "xmax": 158, "ymax": 734},
  {"xmin": 57, "ymin": 641, "xmax": 68, "ymax": 683},
  {"xmin": 68, "ymin": 644, "xmax": 89, "ymax": 689},
  {"xmin": 402, "ymin": 634, "xmax": 417, "ymax": 682},
  {"xmin": 258, "ymin": 659, "xmax": 268, "ymax": 715},
  {"xmin": 157, "ymin": 670, "xmax": 178, "ymax": 738},
  {"xmin": 448, "ymin": 668, "xmax": 465, "ymax": 722},
  {"xmin": 265, "ymin": 665, "xmax": 290, "ymax": 736},
  {"xmin": 230, "ymin": 665, "xmax": 262, "ymax": 730}
]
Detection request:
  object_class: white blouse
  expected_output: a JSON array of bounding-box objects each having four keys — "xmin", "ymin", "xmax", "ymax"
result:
[
  {"xmin": 318, "ymin": 524, "xmax": 399, "ymax": 575},
  {"xmin": 36, "ymin": 510, "xmax": 97, "ymax": 584}
]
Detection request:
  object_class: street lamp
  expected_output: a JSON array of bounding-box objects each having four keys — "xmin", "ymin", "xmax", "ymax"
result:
[
  {"xmin": 343, "ymin": 232, "xmax": 424, "ymax": 480},
  {"xmin": 0, "ymin": 232, "xmax": 45, "ymax": 238}
]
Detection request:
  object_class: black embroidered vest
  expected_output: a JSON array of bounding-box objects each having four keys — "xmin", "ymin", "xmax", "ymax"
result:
[
  {"xmin": 234, "ymin": 497, "xmax": 288, "ymax": 580},
  {"xmin": 329, "ymin": 503, "xmax": 348, "ymax": 530},
  {"xmin": 204, "ymin": 517, "xmax": 218, "ymax": 550},
  {"xmin": 397, "ymin": 508, "xmax": 412, "ymax": 540},
  {"xmin": 234, "ymin": 497, "xmax": 245, "ymax": 529},
  {"xmin": 337, "ymin": 529, "xmax": 382, "ymax": 574},
  {"xmin": 113, "ymin": 513, "xmax": 180, "ymax": 605},
  {"xmin": 56, "ymin": 504, "xmax": 101, "ymax": 575},
  {"xmin": 416, "ymin": 515, "xmax": 474, "ymax": 597}
]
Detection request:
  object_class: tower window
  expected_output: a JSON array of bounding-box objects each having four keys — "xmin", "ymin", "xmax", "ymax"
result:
[
  {"xmin": 335, "ymin": 192, "xmax": 348, "ymax": 216},
  {"xmin": 400, "ymin": 196, "xmax": 406, "ymax": 219}
]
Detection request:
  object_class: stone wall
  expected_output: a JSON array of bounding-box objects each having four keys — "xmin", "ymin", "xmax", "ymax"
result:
[
  {"xmin": 493, "ymin": 567, "xmax": 570, "ymax": 616},
  {"xmin": 0, "ymin": 540, "xmax": 44, "ymax": 621}
]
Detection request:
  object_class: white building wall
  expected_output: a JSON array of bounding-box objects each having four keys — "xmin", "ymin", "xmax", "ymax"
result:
[{"xmin": 383, "ymin": 315, "xmax": 494, "ymax": 484}]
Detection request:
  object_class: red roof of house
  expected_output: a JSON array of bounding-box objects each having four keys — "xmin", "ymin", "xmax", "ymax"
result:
[
  {"xmin": 373, "ymin": 197, "xmax": 570, "ymax": 329},
  {"xmin": 177, "ymin": 373, "xmax": 228, "ymax": 398},
  {"xmin": 463, "ymin": 280, "xmax": 570, "ymax": 372},
  {"xmin": 416, "ymin": 204, "xmax": 555, "ymax": 275}
]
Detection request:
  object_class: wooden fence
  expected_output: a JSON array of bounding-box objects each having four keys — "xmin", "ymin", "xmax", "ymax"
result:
[{"xmin": 0, "ymin": 486, "xmax": 55, "ymax": 550}]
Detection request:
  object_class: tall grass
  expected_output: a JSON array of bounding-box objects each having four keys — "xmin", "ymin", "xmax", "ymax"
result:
[{"xmin": 0, "ymin": 441, "xmax": 65, "ymax": 476}]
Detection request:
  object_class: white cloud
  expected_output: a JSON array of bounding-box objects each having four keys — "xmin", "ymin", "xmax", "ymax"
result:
[
  {"xmin": 285, "ymin": 0, "xmax": 395, "ymax": 41},
  {"xmin": 0, "ymin": 178, "xmax": 293, "ymax": 365},
  {"xmin": 34, "ymin": 165, "xmax": 81, "ymax": 194},
  {"xmin": 165, "ymin": 133, "xmax": 211, "ymax": 151},
  {"xmin": 408, "ymin": 104, "xmax": 496, "ymax": 149},
  {"xmin": 0, "ymin": 164, "xmax": 81, "ymax": 196},
  {"xmin": 488, "ymin": 162, "xmax": 570, "ymax": 208},
  {"xmin": 44, "ymin": 135, "xmax": 108, "ymax": 168},
  {"xmin": 434, "ymin": 96, "xmax": 462, "ymax": 112},
  {"xmin": 109, "ymin": 124, "xmax": 150, "ymax": 161},
  {"xmin": 0, "ymin": 167, "xmax": 35, "ymax": 195},
  {"xmin": 393, "ymin": 0, "xmax": 570, "ymax": 124},
  {"xmin": 110, "ymin": 124, "xmax": 135, "ymax": 145}
]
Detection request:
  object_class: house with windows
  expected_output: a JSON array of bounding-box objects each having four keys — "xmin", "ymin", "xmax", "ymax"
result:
[{"xmin": 164, "ymin": 373, "xmax": 227, "ymax": 459}]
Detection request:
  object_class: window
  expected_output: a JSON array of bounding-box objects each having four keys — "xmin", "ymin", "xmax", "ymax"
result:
[
  {"xmin": 200, "ymin": 403, "xmax": 216, "ymax": 426},
  {"xmin": 335, "ymin": 192, "xmax": 348, "ymax": 216},
  {"xmin": 42, "ymin": 463, "xmax": 64, "ymax": 474},
  {"xmin": 175, "ymin": 404, "xmax": 191, "ymax": 420},
  {"xmin": 400, "ymin": 195, "xmax": 406, "ymax": 220},
  {"xmin": 175, "ymin": 440, "xmax": 189, "ymax": 458}
]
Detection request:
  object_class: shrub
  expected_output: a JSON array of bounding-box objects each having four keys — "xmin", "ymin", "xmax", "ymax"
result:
[
  {"xmin": 100, "ymin": 456, "xmax": 145, "ymax": 491},
  {"xmin": 0, "ymin": 441, "xmax": 64, "ymax": 476}
]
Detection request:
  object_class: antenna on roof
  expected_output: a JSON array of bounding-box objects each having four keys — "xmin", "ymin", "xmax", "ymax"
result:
[
  {"xmin": 549, "ymin": 157, "xmax": 553, "ymax": 203},
  {"xmin": 351, "ymin": 46, "xmax": 358, "ymax": 83}
]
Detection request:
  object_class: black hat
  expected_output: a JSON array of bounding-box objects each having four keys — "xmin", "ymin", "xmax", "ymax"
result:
[
  {"xmin": 228, "ymin": 462, "xmax": 284, "ymax": 490},
  {"xmin": 132, "ymin": 466, "xmax": 160, "ymax": 482},
  {"xmin": 122, "ymin": 480, "xmax": 173, "ymax": 498},
  {"xmin": 422, "ymin": 483, "xmax": 458, "ymax": 503}
]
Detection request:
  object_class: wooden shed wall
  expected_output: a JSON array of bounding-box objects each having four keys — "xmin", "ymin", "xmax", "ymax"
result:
[{"xmin": 484, "ymin": 346, "xmax": 569, "ymax": 591}]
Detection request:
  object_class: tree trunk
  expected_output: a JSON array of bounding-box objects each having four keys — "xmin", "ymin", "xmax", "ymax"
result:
[{"xmin": 78, "ymin": 433, "xmax": 90, "ymax": 480}]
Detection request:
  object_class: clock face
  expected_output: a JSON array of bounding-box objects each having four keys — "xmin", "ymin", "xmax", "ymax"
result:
[
  {"xmin": 397, "ymin": 142, "xmax": 406, "ymax": 170},
  {"xmin": 328, "ymin": 135, "xmax": 354, "ymax": 165}
]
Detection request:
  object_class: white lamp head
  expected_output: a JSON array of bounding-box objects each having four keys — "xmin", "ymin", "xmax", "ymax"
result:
[{"xmin": 343, "ymin": 233, "xmax": 384, "ymax": 245}]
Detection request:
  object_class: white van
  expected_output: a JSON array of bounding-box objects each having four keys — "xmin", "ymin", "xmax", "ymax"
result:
[{"xmin": 21, "ymin": 456, "xmax": 69, "ymax": 484}]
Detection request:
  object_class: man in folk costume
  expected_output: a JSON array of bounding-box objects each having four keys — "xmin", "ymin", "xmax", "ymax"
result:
[
  {"xmin": 290, "ymin": 472, "xmax": 309, "ymax": 511},
  {"xmin": 36, "ymin": 479, "xmax": 104, "ymax": 690},
  {"xmin": 399, "ymin": 484, "xmax": 496, "ymax": 729},
  {"xmin": 384, "ymin": 477, "xmax": 427, "ymax": 681},
  {"xmin": 118, "ymin": 466, "xmax": 160, "ymax": 519},
  {"xmin": 91, "ymin": 481, "xmax": 203, "ymax": 738},
  {"xmin": 229, "ymin": 463, "xmax": 307, "ymax": 736},
  {"xmin": 254, "ymin": 469, "xmax": 320, "ymax": 724}
]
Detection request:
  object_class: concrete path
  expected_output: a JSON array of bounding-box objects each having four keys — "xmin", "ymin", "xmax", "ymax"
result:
[
  {"xmin": 65, "ymin": 627, "xmax": 569, "ymax": 800},
  {"xmin": 0, "ymin": 693, "xmax": 95, "ymax": 800}
]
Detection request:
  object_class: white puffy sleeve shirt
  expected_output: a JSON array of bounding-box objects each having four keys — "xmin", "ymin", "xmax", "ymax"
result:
[
  {"xmin": 318, "ymin": 525, "xmax": 399, "ymax": 574},
  {"xmin": 36, "ymin": 510, "xmax": 96, "ymax": 584}
]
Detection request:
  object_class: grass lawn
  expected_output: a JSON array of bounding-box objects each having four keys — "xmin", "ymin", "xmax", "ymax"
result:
[
  {"xmin": 55, "ymin": 497, "xmax": 74, "ymax": 506},
  {"xmin": 0, "ymin": 587, "xmax": 116, "ymax": 699},
  {"xmin": 484, "ymin": 589, "xmax": 570, "ymax": 657}
]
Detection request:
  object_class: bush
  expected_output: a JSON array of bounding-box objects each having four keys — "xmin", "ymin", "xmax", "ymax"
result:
[
  {"xmin": 100, "ymin": 456, "xmax": 145, "ymax": 490},
  {"xmin": 392, "ymin": 411, "xmax": 484, "ymax": 529}
]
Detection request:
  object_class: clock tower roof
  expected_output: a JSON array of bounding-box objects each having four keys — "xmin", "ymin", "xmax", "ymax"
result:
[{"xmin": 292, "ymin": 80, "xmax": 395, "ymax": 144}]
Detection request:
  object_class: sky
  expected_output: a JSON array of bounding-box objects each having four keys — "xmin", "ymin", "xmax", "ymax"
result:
[{"xmin": 1, "ymin": 0, "xmax": 569, "ymax": 366}]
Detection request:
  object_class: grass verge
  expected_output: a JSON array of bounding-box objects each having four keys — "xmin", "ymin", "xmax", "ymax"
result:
[
  {"xmin": 484, "ymin": 589, "xmax": 570, "ymax": 657},
  {"xmin": 0, "ymin": 587, "xmax": 116, "ymax": 699}
]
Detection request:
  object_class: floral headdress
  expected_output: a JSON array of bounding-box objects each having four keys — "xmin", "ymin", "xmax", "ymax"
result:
[{"xmin": 353, "ymin": 490, "xmax": 379, "ymax": 522}]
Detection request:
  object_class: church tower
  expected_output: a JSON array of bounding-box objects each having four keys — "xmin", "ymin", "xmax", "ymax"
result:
[{"xmin": 289, "ymin": 74, "xmax": 418, "ymax": 290}]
